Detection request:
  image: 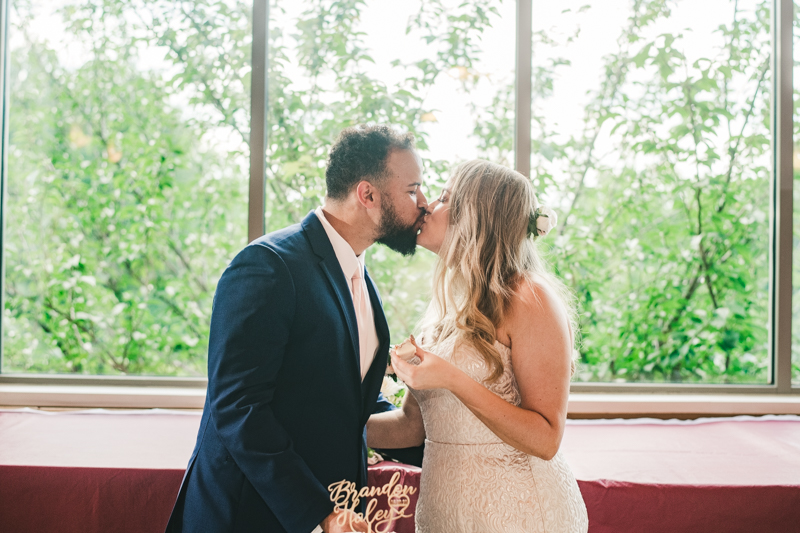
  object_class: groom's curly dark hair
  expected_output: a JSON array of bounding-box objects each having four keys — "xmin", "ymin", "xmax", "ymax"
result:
[{"xmin": 325, "ymin": 124, "xmax": 416, "ymax": 200}]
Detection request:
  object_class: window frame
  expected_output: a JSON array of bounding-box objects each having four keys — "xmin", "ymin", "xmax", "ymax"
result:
[{"xmin": 0, "ymin": 0, "xmax": 797, "ymax": 403}]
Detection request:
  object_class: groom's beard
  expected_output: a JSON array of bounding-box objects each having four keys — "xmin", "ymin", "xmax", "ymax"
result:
[{"xmin": 376, "ymin": 201, "xmax": 423, "ymax": 257}]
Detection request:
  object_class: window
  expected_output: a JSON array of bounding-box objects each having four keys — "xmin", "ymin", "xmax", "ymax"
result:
[
  {"xmin": 533, "ymin": 0, "xmax": 772, "ymax": 384},
  {"xmin": 2, "ymin": 0, "xmax": 250, "ymax": 376},
  {"xmin": 0, "ymin": 0, "xmax": 796, "ymax": 396}
]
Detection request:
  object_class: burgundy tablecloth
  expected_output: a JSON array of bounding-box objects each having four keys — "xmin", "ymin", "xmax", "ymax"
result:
[
  {"xmin": 1, "ymin": 409, "xmax": 799, "ymax": 533},
  {"xmin": 561, "ymin": 416, "xmax": 800, "ymax": 533}
]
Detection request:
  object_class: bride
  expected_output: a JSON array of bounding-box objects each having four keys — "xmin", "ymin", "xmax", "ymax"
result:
[{"xmin": 367, "ymin": 159, "xmax": 589, "ymax": 532}]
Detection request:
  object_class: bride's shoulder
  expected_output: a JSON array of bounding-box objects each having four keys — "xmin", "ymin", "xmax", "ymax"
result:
[
  {"xmin": 503, "ymin": 274, "xmax": 574, "ymax": 369},
  {"xmin": 506, "ymin": 273, "xmax": 569, "ymax": 330}
]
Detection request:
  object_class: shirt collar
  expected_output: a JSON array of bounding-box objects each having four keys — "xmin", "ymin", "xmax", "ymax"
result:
[{"xmin": 314, "ymin": 206, "xmax": 365, "ymax": 282}]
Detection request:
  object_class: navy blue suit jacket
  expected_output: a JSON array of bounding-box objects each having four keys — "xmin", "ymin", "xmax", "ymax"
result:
[{"xmin": 166, "ymin": 212, "xmax": 394, "ymax": 532}]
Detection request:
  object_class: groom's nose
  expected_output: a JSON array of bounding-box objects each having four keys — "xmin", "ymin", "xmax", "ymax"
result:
[
  {"xmin": 423, "ymin": 199, "xmax": 437, "ymax": 215},
  {"xmin": 417, "ymin": 189, "xmax": 429, "ymax": 211}
]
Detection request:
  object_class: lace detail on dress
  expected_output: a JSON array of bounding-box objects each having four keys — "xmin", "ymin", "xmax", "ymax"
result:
[{"xmin": 410, "ymin": 337, "xmax": 588, "ymax": 533}]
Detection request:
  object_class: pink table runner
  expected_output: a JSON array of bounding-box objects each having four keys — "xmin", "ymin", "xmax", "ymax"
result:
[{"xmin": 1, "ymin": 409, "xmax": 798, "ymax": 532}]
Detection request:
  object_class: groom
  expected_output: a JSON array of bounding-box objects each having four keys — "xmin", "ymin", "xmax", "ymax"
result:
[{"xmin": 166, "ymin": 124, "xmax": 428, "ymax": 532}]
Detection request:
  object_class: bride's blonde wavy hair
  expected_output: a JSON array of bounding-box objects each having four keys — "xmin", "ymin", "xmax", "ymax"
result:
[{"xmin": 420, "ymin": 159, "xmax": 577, "ymax": 382}]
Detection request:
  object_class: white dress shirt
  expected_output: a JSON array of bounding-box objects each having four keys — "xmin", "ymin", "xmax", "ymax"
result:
[
  {"xmin": 311, "ymin": 207, "xmax": 380, "ymax": 533},
  {"xmin": 314, "ymin": 206, "xmax": 380, "ymax": 378}
]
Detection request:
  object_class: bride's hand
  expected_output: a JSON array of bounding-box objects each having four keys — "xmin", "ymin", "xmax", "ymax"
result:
[{"xmin": 391, "ymin": 336, "xmax": 461, "ymax": 391}]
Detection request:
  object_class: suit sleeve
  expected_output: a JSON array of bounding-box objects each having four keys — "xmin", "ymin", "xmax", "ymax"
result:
[
  {"xmin": 207, "ymin": 243, "xmax": 332, "ymax": 533},
  {"xmin": 373, "ymin": 392, "xmax": 398, "ymax": 414}
]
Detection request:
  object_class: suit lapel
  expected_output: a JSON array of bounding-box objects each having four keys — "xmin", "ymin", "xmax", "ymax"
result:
[
  {"xmin": 319, "ymin": 257, "xmax": 362, "ymax": 377},
  {"xmin": 365, "ymin": 269, "xmax": 390, "ymax": 355},
  {"xmin": 302, "ymin": 212, "xmax": 363, "ymax": 385},
  {"xmin": 360, "ymin": 268, "xmax": 390, "ymax": 418}
]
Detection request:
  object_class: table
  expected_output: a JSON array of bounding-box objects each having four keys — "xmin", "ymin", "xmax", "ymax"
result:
[
  {"xmin": 1, "ymin": 409, "xmax": 798, "ymax": 532},
  {"xmin": 562, "ymin": 416, "xmax": 800, "ymax": 533}
]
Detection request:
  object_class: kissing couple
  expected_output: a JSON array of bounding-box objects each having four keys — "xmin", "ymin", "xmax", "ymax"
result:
[{"xmin": 166, "ymin": 124, "xmax": 589, "ymax": 532}]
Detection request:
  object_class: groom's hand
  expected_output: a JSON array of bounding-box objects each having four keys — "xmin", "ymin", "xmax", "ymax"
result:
[{"xmin": 320, "ymin": 509, "xmax": 369, "ymax": 533}]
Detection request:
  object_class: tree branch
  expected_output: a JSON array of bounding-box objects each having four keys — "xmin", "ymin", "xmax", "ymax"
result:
[{"xmin": 717, "ymin": 59, "xmax": 769, "ymax": 214}]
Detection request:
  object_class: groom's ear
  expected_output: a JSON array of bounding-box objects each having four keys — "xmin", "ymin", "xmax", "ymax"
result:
[{"xmin": 355, "ymin": 180, "xmax": 379, "ymax": 209}]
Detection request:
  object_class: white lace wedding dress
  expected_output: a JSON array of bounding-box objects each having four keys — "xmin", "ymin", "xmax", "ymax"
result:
[{"xmin": 409, "ymin": 336, "xmax": 589, "ymax": 532}]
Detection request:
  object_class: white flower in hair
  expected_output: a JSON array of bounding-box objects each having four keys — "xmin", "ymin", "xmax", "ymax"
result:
[{"xmin": 535, "ymin": 206, "xmax": 558, "ymax": 237}]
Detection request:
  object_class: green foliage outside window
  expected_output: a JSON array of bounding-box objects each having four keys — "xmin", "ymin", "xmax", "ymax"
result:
[{"xmin": 3, "ymin": 0, "xmax": 792, "ymax": 384}]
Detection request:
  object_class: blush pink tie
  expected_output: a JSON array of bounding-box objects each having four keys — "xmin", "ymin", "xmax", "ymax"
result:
[{"xmin": 351, "ymin": 269, "xmax": 371, "ymax": 381}]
